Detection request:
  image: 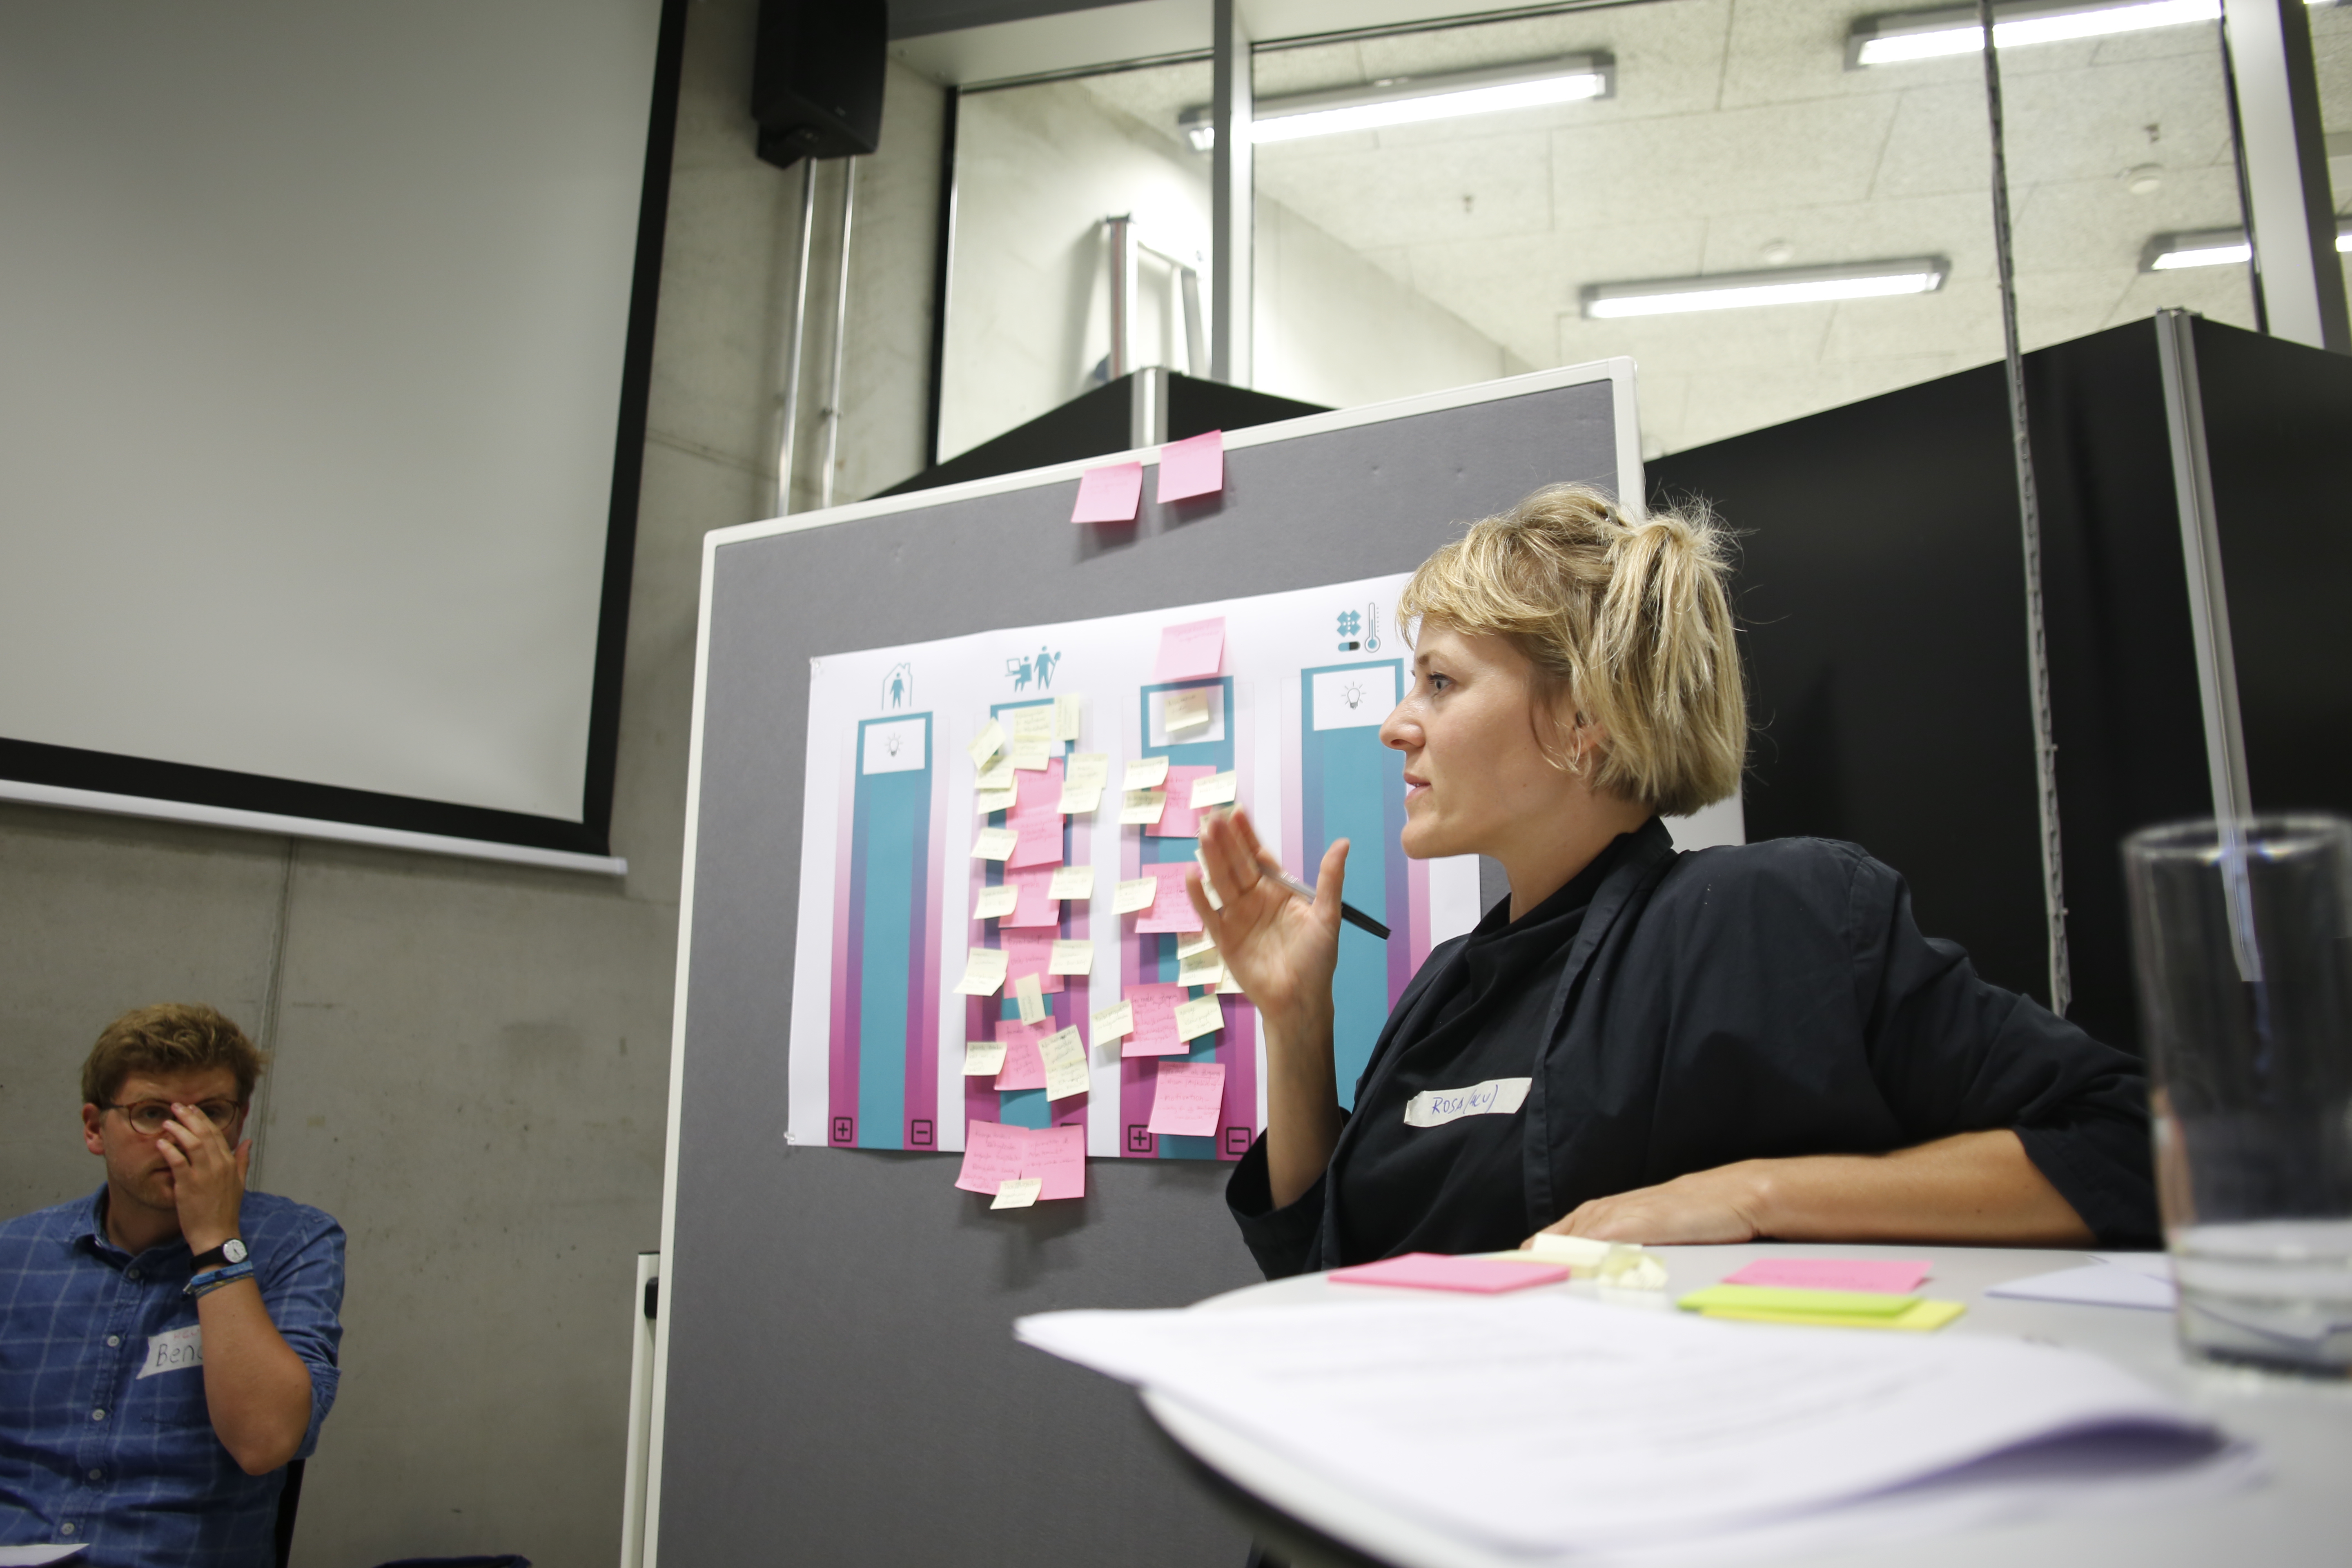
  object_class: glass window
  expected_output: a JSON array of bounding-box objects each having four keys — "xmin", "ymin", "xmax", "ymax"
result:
[{"xmin": 2311, "ymin": 1, "xmax": 2352, "ymax": 323}]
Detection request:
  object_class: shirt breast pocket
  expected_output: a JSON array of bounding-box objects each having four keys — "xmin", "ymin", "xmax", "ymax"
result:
[{"xmin": 134, "ymin": 1323, "xmax": 212, "ymax": 1426}]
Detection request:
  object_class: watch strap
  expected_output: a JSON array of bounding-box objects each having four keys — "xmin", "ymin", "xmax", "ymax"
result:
[{"xmin": 189, "ymin": 1238, "xmax": 247, "ymax": 1270}]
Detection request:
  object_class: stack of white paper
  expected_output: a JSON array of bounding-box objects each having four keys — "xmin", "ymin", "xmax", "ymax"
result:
[{"xmin": 1018, "ymin": 1294, "xmax": 2244, "ymax": 1561}]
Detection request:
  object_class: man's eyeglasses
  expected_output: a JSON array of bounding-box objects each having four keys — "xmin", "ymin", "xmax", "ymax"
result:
[{"xmin": 101, "ymin": 1101, "xmax": 243, "ymax": 1136}]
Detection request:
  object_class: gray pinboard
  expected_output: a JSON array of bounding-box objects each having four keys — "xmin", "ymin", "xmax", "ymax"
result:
[{"xmin": 651, "ymin": 368, "xmax": 1631, "ymax": 1565}]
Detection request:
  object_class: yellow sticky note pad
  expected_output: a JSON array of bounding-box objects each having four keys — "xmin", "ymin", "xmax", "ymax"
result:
[
  {"xmin": 1014, "ymin": 971, "xmax": 1046, "ymax": 1025},
  {"xmin": 954, "ymin": 947, "xmax": 1009, "ymax": 996},
  {"xmin": 1049, "ymin": 865, "xmax": 1094, "ymax": 900},
  {"xmin": 1174, "ymin": 993, "xmax": 1223, "ymax": 1042},
  {"xmin": 972, "ymin": 885, "xmax": 1019, "ymax": 920},
  {"xmin": 1011, "ymin": 737, "xmax": 1051, "ymax": 771},
  {"xmin": 1189, "ymin": 770, "xmax": 1238, "ymax": 808},
  {"xmin": 1120, "ymin": 789, "xmax": 1167, "ymax": 825},
  {"xmin": 1695, "ymin": 1300, "xmax": 1967, "ymax": 1333},
  {"xmin": 992, "ymin": 1177, "xmax": 1042, "ymax": 1209},
  {"xmin": 1090, "ymin": 1000, "xmax": 1134, "ymax": 1045},
  {"xmin": 971, "ymin": 826, "xmax": 1018, "ymax": 861},
  {"xmin": 1114, "ymin": 876, "xmax": 1158, "ymax": 913},
  {"xmin": 1125, "ymin": 756, "xmax": 1169, "ymax": 790},
  {"xmin": 1055, "ymin": 694, "xmax": 1083, "ymax": 742},
  {"xmin": 1040, "ymin": 1026, "xmax": 1090, "ymax": 1100},
  {"xmin": 1064, "ymin": 753, "xmax": 1110, "ymax": 789},
  {"xmin": 1677, "ymin": 1285, "xmax": 1920, "ymax": 1317},
  {"xmin": 962, "ymin": 1039, "xmax": 1008, "ymax": 1076},
  {"xmin": 968, "ymin": 719, "xmax": 1005, "ymax": 770},
  {"xmin": 1049, "ymin": 939, "xmax": 1094, "ymax": 976}
]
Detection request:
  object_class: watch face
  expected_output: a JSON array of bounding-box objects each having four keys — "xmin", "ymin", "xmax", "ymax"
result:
[{"xmin": 221, "ymin": 1239, "xmax": 248, "ymax": 1264}]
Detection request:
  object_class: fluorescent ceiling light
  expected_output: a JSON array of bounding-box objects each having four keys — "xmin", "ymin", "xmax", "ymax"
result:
[
  {"xmin": 1178, "ymin": 56, "xmax": 1612, "ymax": 151},
  {"xmin": 1850, "ymin": 0, "xmax": 2237, "ymax": 66},
  {"xmin": 2143, "ymin": 221, "xmax": 2352, "ymax": 270},
  {"xmin": 1581, "ymin": 259, "xmax": 1949, "ymax": 319}
]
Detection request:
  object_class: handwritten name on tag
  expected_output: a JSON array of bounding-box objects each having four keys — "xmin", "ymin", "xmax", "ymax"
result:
[
  {"xmin": 1402, "ymin": 1077, "xmax": 1532, "ymax": 1129},
  {"xmin": 138, "ymin": 1323, "xmax": 203, "ymax": 1379}
]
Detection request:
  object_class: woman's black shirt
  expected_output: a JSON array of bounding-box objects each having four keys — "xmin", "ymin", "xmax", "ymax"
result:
[{"xmin": 1228, "ymin": 819, "xmax": 2158, "ymax": 1277}]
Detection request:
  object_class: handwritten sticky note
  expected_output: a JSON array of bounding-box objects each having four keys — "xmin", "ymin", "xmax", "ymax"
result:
[
  {"xmin": 1014, "ymin": 971, "xmax": 1046, "ymax": 1025},
  {"xmin": 1000, "ymin": 931, "xmax": 1066, "ymax": 994},
  {"xmin": 1134, "ymin": 868, "xmax": 1202, "ymax": 933},
  {"xmin": 953, "ymin": 947, "xmax": 1008, "ymax": 995},
  {"xmin": 1176, "ymin": 948, "xmax": 1223, "ymax": 989},
  {"xmin": 1049, "ymin": 938, "xmax": 1094, "ymax": 976},
  {"xmin": 1058, "ymin": 783, "xmax": 1102, "ymax": 815},
  {"xmin": 963, "ymin": 1039, "xmax": 1008, "ymax": 1076},
  {"xmin": 1114, "ymin": 876, "xmax": 1158, "ymax": 914},
  {"xmin": 994, "ymin": 865, "xmax": 1056, "ymax": 928},
  {"xmin": 968, "ymin": 719, "xmax": 1005, "ymax": 771},
  {"xmin": 1007, "ymin": 762, "xmax": 1066, "ymax": 869},
  {"xmin": 1064, "ymin": 753, "xmax": 1109, "ymax": 789},
  {"xmin": 976, "ymin": 787, "xmax": 1018, "ymax": 816},
  {"xmin": 956, "ymin": 1119, "xmax": 1026, "ymax": 1193},
  {"xmin": 1175, "ymin": 931, "xmax": 1217, "ymax": 958},
  {"xmin": 992, "ymin": 1177, "xmax": 1043, "ymax": 1209},
  {"xmin": 992, "ymin": 1020, "xmax": 1051, "ymax": 1089},
  {"xmin": 1119, "ymin": 789, "xmax": 1167, "ymax": 826},
  {"xmin": 972, "ymin": 884, "xmax": 1019, "ymax": 920},
  {"xmin": 1029, "ymin": 1124, "xmax": 1087, "ymax": 1199},
  {"xmin": 1072, "ymin": 459, "xmax": 1143, "ymax": 523},
  {"xmin": 1149, "ymin": 764, "xmax": 1214, "ymax": 839},
  {"xmin": 1156, "ymin": 428, "xmax": 1224, "ymax": 503},
  {"xmin": 1163, "ymin": 687, "xmax": 1212, "ymax": 732},
  {"xmin": 1154, "ymin": 617, "xmax": 1225, "ymax": 681},
  {"xmin": 1721, "ymin": 1259, "xmax": 1932, "ymax": 1295},
  {"xmin": 1123, "ymin": 983, "xmax": 1190, "ymax": 1056},
  {"xmin": 1147, "ymin": 1059, "xmax": 1225, "ymax": 1136},
  {"xmin": 1010, "ymin": 737, "xmax": 1051, "ymax": 771},
  {"xmin": 1049, "ymin": 865, "xmax": 1094, "ymax": 900},
  {"xmin": 976, "ymin": 757, "xmax": 1016, "ymax": 791},
  {"xmin": 1189, "ymin": 770, "xmax": 1237, "ymax": 808},
  {"xmin": 1009, "ymin": 705, "xmax": 1056, "ymax": 744},
  {"xmin": 1055, "ymin": 694, "xmax": 1083, "ymax": 742},
  {"xmin": 971, "ymin": 827, "xmax": 1017, "ymax": 861},
  {"xmin": 1193, "ymin": 847, "xmax": 1224, "ymax": 910},
  {"xmin": 1125, "ymin": 756, "xmax": 1169, "ymax": 790},
  {"xmin": 1090, "ymin": 1000, "xmax": 1134, "ymax": 1046},
  {"xmin": 1174, "ymin": 993, "xmax": 1223, "ymax": 1042},
  {"xmin": 1040, "ymin": 1026, "xmax": 1090, "ymax": 1100},
  {"xmin": 1331, "ymin": 1253, "xmax": 1569, "ymax": 1294}
]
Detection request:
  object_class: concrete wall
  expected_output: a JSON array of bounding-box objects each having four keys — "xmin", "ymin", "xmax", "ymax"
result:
[{"xmin": 0, "ymin": 1, "xmax": 939, "ymax": 1561}]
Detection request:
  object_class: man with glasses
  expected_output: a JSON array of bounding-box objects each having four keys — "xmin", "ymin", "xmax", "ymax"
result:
[{"xmin": 0, "ymin": 1003, "xmax": 344, "ymax": 1566}]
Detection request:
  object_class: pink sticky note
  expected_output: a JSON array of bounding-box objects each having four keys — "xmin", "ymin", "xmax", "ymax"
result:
[
  {"xmin": 1156, "ymin": 429, "xmax": 1224, "ymax": 503},
  {"xmin": 1072, "ymin": 461, "xmax": 1143, "ymax": 524},
  {"xmin": 1147, "ymin": 1060, "xmax": 1226, "ymax": 1136},
  {"xmin": 1153, "ymin": 617, "xmax": 1225, "ymax": 681},
  {"xmin": 1122, "ymin": 982, "xmax": 1191, "ymax": 1056},
  {"xmin": 956, "ymin": 1120, "xmax": 1029, "ymax": 1193},
  {"xmin": 1000, "ymin": 933, "xmax": 1066, "ymax": 995},
  {"xmin": 999, "ymin": 864, "xmax": 1062, "ymax": 928},
  {"xmin": 1330, "ymin": 1253, "xmax": 1570, "ymax": 1294},
  {"xmin": 1027, "ymin": 1124, "xmax": 1088, "ymax": 1199},
  {"xmin": 1133, "ymin": 864, "xmax": 1203, "ymax": 933},
  {"xmin": 1147, "ymin": 764, "xmax": 1215, "ymax": 841},
  {"xmin": 1007, "ymin": 760, "xmax": 1066, "ymax": 869},
  {"xmin": 992, "ymin": 1020, "xmax": 1053, "ymax": 1091},
  {"xmin": 1721, "ymin": 1258, "xmax": 1932, "ymax": 1294}
]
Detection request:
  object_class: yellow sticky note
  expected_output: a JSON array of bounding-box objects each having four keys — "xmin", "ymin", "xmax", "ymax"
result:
[
  {"xmin": 972, "ymin": 884, "xmax": 1019, "ymax": 920},
  {"xmin": 1120, "ymin": 789, "xmax": 1167, "ymax": 825},
  {"xmin": 1014, "ymin": 971, "xmax": 1046, "ymax": 1025},
  {"xmin": 1091, "ymin": 1000, "xmax": 1135, "ymax": 1045},
  {"xmin": 1049, "ymin": 939, "xmax": 1094, "ymax": 976},
  {"xmin": 1057, "ymin": 782, "xmax": 1102, "ymax": 815},
  {"xmin": 954, "ymin": 947, "xmax": 1009, "ymax": 996},
  {"xmin": 992, "ymin": 1177, "xmax": 1042, "ymax": 1209},
  {"xmin": 976, "ymin": 787, "xmax": 1018, "ymax": 816},
  {"xmin": 1189, "ymin": 770, "xmax": 1238, "ymax": 808},
  {"xmin": 1177, "ymin": 949, "xmax": 1223, "ymax": 989},
  {"xmin": 963, "ymin": 1039, "xmax": 1008, "ymax": 1076},
  {"xmin": 1055, "ymin": 694, "xmax": 1084, "ymax": 742},
  {"xmin": 1527, "ymin": 1233, "xmax": 1615, "ymax": 1274},
  {"xmin": 1217, "ymin": 969, "xmax": 1246, "ymax": 994},
  {"xmin": 1114, "ymin": 876, "xmax": 1158, "ymax": 913},
  {"xmin": 976, "ymin": 757, "xmax": 1016, "ymax": 790},
  {"xmin": 1125, "ymin": 756, "xmax": 1169, "ymax": 790},
  {"xmin": 1049, "ymin": 865, "xmax": 1094, "ymax": 900},
  {"xmin": 1064, "ymin": 753, "xmax": 1110, "ymax": 789},
  {"xmin": 1193, "ymin": 848, "xmax": 1224, "ymax": 911},
  {"xmin": 1695, "ymin": 1300, "xmax": 1967, "ymax": 1333},
  {"xmin": 1175, "ymin": 931, "xmax": 1217, "ymax": 959},
  {"xmin": 1040, "ymin": 1025, "xmax": 1090, "ymax": 1099},
  {"xmin": 971, "ymin": 826, "xmax": 1017, "ymax": 861},
  {"xmin": 1174, "ymin": 993, "xmax": 1223, "ymax": 1042},
  {"xmin": 968, "ymin": 719, "xmax": 1005, "ymax": 770},
  {"xmin": 1011, "ymin": 737, "xmax": 1051, "ymax": 771},
  {"xmin": 1164, "ymin": 688, "xmax": 1212, "ymax": 731},
  {"xmin": 1010, "ymin": 705, "xmax": 1057, "ymax": 744}
]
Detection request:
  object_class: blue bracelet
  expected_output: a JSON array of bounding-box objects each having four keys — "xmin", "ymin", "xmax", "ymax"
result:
[{"xmin": 185, "ymin": 1258, "xmax": 255, "ymax": 1298}]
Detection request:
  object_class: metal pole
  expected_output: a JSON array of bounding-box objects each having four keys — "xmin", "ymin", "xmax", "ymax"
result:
[
  {"xmin": 1978, "ymin": 0, "xmax": 2071, "ymax": 1016},
  {"xmin": 2221, "ymin": 0, "xmax": 2349, "ymax": 352},
  {"xmin": 1107, "ymin": 214, "xmax": 1133, "ymax": 381},
  {"xmin": 1211, "ymin": 0, "xmax": 1253, "ymax": 385},
  {"xmin": 821, "ymin": 158, "xmax": 858, "ymax": 511},
  {"xmin": 776, "ymin": 160, "xmax": 817, "ymax": 515}
]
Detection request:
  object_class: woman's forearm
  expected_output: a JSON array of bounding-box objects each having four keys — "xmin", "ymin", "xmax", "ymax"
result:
[
  {"xmin": 1746, "ymin": 1129, "xmax": 2094, "ymax": 1245},
  {"xmin": 1262, "ymin": 1002, "xmax": 1341, "ymax": 1208}
]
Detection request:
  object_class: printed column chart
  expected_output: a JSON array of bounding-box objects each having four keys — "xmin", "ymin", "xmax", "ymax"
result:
[{"xmin": 828, "ymin": 713, "xmax": 942, "ymax": 1149}]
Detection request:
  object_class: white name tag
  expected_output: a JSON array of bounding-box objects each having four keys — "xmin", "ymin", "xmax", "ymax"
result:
[
  {"xmin": 1403, "ymin": 1077, "xmax": 1532, "ymax": 1129},
  {"xmin": 137, "ymin": 1324, "xmax": 203, "ymax": 1379}
]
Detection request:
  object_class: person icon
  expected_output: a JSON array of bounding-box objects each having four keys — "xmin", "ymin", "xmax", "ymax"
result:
[
  {"xmin": 1009, "ymin": 657, "xmax": 1033, "ymax": 692},
  {"xmin": 1036, "ymin": 648, "xmax": 1062, "ymax": 688}
]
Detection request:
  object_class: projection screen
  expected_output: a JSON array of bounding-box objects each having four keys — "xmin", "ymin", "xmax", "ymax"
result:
[{"xmin": 0, "ymin": 0, "xmax": 683, "ymax": 873}]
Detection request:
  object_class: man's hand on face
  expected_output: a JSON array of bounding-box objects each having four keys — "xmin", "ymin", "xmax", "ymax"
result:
[{"xmin": 157, "ymin": 1103, "xmax": 249, "ymax": 1256}]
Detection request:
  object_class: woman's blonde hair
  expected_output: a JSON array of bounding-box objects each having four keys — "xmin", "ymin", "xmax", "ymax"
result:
[{"xmin": 1397, "ymin": 484, "xmax": 1745, "ymax": 817}]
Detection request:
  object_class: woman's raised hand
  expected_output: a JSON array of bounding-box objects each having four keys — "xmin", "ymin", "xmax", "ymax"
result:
[{"xmin": 1187, "ymin": 806, "xmax": 1346, "ymax": 1031}]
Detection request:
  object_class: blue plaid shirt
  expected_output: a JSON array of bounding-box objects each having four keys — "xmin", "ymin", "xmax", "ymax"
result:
[{"xmin": 0, "ymin": 1187, "xmax": 344, "ymax": 1567}]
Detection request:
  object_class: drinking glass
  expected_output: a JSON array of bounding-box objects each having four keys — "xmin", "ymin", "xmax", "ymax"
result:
[{"xmin": 2124, "ymin": 815, "xmax": 2352, "ymax": 1376}]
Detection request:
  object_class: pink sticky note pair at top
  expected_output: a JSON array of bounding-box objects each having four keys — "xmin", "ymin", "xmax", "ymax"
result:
[
  {"xmin": 1330, "ymin": 1253, "xmax": 1569, "ymax": 1294},
  {"xmin": 1146, "ymin": 1060, "xmax": 1225, "ymax": 1136},
  {"xmin": 956, "ymin": 1120, "xmax": 1085, "ymax": 1200},
  {"xmin": 1720, "ymin": 1258, "xmax": 1931, "ymax": 1294},
  {"xmin": 1070, "ymin": 431, "xmax": 1223, "ymax": 524}
]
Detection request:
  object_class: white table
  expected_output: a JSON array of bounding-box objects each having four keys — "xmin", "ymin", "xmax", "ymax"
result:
[{"xmin": 1142, "ymin": 1243, "xmax": 2352, "ymax": 1568}]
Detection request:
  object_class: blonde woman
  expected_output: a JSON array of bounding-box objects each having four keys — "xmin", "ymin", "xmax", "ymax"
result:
[{"xmin": 1193, "ymin": 485, "xmax": 2154, "ymax": 1277}]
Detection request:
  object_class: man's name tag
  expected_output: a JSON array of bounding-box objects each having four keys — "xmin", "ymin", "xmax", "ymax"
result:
[
  {"xmin": 1402, "ymin": 1077, "xmax": 1532, "ymax": 1129},
  {"xmin": 137, "ymin": 1324, "xmax": 203, "ymax": 1379}
]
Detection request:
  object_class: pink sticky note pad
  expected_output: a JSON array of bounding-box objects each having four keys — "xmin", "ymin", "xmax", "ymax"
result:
[
  {"xmin": 1330, "ymin": 1253, "xmax": 1570, "ymax": 1294},
  {"xmin": 1006, "ymin": 760, "xmax": 1066, "ymax": 869},
  {"xmin": 1072, "ymin": 461, "xmax": 1143, "ymax": 524},
  {"xmin": 1000, "ymin": 933, "xmax": 1066, "ymax": 995},
  {"xmin": 1153, "ymin": 617, "xmax": 1225, "ymax": 682},
  {"xmin": 1156, "ymin": 429, "xmax": 1224, "ymax": 503},
  {"xmin": 1122, "ymin": 982, "xmax": 1191, "ymax": 1057},
  {"xmin": 1133, "ymin": 863, "xmax": 1203, "ymax": 932},
  {"xmin": 1147, "ymin": 763, "xmax": 1214, "ymax": 840},
  {"xmin": 1147, "ymin": 1060, "xmax": 1226, "ymax": 1136},
  {"xmin": 1722, "ymin": 1258, "xmax": 1931, "ymax": 1294},
  {"xmin": 992, "ymin": 1020, "xmax": 1053, "ymax": 1091},
  {"xmin": 956, "ymin": 1120, "xmax": 1027, "ymax": 1194},
  {"xmin": 1027, "ymin": 1124, "xmax": 1087, "ymax": 1199},
  {"xmin": 1000, "ymin": 864, "xmax": 1061, "ymax": 928}
]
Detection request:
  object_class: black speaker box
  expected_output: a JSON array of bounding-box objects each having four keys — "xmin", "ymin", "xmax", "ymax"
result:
[{"xmin": 753, "ymin": 0, "xmax": 888, "ymax": 169}]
